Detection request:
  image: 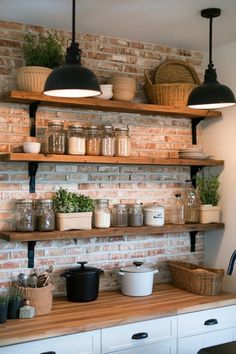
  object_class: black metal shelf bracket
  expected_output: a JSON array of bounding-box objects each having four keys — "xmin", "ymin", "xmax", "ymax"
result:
[
  {"xmin": 28, "ymin": 161, "xmax": 39, "ymax": 193},
  {"xmin": 191, "ymin": 118, "xmax": 204, "ymax": 145},
  {"xmin": 28, "ymin": 241, "xmax": 37, "ymax": 268},
  {"xmin": 28, "ymin": 101, "xmax": 40, "ymax": 193},
  {"xmin": 190, "ymin": 231, "xmax": 198, "ymax": 252}
]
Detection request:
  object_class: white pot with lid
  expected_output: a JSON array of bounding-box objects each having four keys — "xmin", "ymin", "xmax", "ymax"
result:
[
  {"xmin": 143, "ymin": 203, "xmax": 164, "ymax": 226},
  {"xmin": 118, "ymin": 261, "xmax": 159, "ymax": 296}
]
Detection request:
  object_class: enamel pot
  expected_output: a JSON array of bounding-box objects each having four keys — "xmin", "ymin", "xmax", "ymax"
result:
[
  {"xmin": 119, "ymin": 261, "xmax": 159, "ymax": 297},
  {"xmin": 61, "ymin": 261, "xmax": 103, "ymax": 302}
]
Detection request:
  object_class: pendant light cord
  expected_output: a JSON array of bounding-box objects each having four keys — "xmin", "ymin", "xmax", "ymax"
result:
[
  {"xmin": 209, "ymin": 16, "xmax": 213, "ymax": 69},
  {"xmin": 72, "ymin": 0, "xmax": 75, "ymax": 44},
  {"xmin": 65, "ymin": 0, "xmax": 81, "ymax": 65}
]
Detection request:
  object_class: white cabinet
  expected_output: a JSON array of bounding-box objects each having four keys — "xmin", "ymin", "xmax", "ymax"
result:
[
  {"xmin": 101, "ymin": 316, "xmax": 177, "ymax": 354},
  {"xmin": 0, "ymin": 330, "xmax": 101, "ymax": 354},
  {"xmin": 178, "ymin": 305, "xmax": 236, "ymax": 354}
]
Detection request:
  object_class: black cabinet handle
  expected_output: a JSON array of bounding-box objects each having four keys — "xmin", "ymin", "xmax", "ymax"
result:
[
  {"xmin": 204, "ymin": 318, "xmax": 218, "ymax": 326},
  {"xmin": 132, "ymin": 332, "xmax": 148, "ymax": 340}
]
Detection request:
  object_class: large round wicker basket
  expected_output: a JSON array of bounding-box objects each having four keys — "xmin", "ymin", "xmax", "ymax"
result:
[
  {"xmin": 16, "ymin": 66, "xmax": 52, "ymax": 93},
  {"xmin": 18, "ymin": 284, "xmax": 53, "ymax": 316}
]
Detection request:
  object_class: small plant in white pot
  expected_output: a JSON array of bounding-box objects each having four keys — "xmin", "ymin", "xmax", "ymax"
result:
[
  {"xmin": 196, "ymin": 174, "xmax": 221, "ymax": 224},
  {"xmin": 53, "ymin": 188, "xmax": 95, "ymax": 231}
]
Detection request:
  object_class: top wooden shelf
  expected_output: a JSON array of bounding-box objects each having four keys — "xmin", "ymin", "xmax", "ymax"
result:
[{"xmin": 2, "ymin": 91, "xmax": 222, "ymax": 119}]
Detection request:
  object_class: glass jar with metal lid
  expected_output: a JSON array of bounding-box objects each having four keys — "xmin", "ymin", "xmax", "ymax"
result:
[
  {"xmin": 85, "ymin": 125, "xmax": 101, "ymax": 156},
  {"xmin": 128, "ymin": 203, "xmax": 143, "ymax": 227},
  {"xmin": 94, "ymin": 199, "xmax": 111, "ymax": 228},
  {"xmin": 100, "ymin": 125, "xmax": 115, "ymax": 156},
  {"xmin": 36, "ymin": 199, "xmax": 55, "ymax": 232},
  {"xmin": 15, "ymin": 199, "xmax": 35, "ymax": 232},
  {"xmin": 47, "ymin": 121, "xmax": 65, "ymax": 154},
  {"xmin": 112, "ymin": 204, "xmax": 128, "ymax": 227},
  {"xmin": 114, "ymin": 127, "xmax": 131, "ymax": 157},
  {"xmin": 67, "ymin": 124, "xmax": 86, "ymax": 155}
]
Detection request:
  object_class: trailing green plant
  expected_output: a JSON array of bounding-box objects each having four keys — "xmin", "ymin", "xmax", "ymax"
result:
[
  {"xmin": 23, "ymin": 31, "xmax": 65, "ymax": 68},
  {"xmin": 53, "ymin": 187, "xmax": 95, "ymax": 213},
  {"xmin": 8, "ymin": 287, "xmax": 23, "ymax": 302},
  {"xmin": 196, "ymin": 175, "xmax": 220, "ymax": 206}
]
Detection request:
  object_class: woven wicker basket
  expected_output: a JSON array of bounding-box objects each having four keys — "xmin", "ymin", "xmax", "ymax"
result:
[
  {"xmin": 16, "ymin": 66, "xmax": 52, "ymax": 93},
  {"xmin": 18, "ymin": 284, "xmax": 52, "ymax": 316},
  {"xmin": 168, "ymin": 261, "xmax": 224, "ymax": 296},
  {"xmin": 144, "ymin": 74, "xmax": 197, "ymax": 106},
  {"xmin": 154, "ymin": 60, "xmax": 200, "ymax": 85}
]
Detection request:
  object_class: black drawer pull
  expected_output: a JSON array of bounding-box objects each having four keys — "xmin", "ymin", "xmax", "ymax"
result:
[
  {"xmin": 204, "ymin": 318, "xmax": 218, "ymax": 326},
  {"xmin": 132, "ymin": 332, "xmax": 148, "ymax": 340}
]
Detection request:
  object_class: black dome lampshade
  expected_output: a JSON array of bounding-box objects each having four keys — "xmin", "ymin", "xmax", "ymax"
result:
[
  {"xmin": 44, "ymin": 0, "xmax": 101, "ymax": 98},
  {"xmin": 187, "ymin": 8, "xmax": 235, "ymax": 109}
]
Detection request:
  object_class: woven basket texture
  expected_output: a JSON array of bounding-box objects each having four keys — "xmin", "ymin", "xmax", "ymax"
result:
[
  {"xmin": 18, "ymin": 284, "xmax": 52, "ymax": 316},
  {"xmin": 154, "ymin": 60, "xmax": 200, "ymax": 84},
  {"xmin": 168, "ymin": 261, "xmax": 224, "ymax": 296},
  {"xmin": 16, "ymin": 66, "xmax": 52, "ymax": 93}
]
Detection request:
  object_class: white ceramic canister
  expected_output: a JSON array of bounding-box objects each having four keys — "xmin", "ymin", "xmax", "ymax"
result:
[
  {"xmin": 143, "ymin": 203, "xmax": 165, "ymax": 226},
  {"xmin": 118, "ymin": 261, "xmax": 159, "ymax": 296}
]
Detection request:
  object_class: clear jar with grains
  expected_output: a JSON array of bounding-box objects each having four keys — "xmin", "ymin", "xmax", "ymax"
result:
[
  {"xmin": 15, "ymin": 199, "xmax": 35, "ymax": 232},
  {"xmin": 67, "ymin": 124, "xmax": 86, "ymax": 155},
  {"xmin": 47, "ymin": 121, "xmax": 65, "ymax": 154},
  {"xmin": 94, "ymin": 199, "xmax": 111, "ymax": 228},
  {"xmin": 114, "ymin": 127, "xmax": 131, "ymax": 157},
  {"xmin": 112, "ymin": 204, "xmax": 128, "ymax": 227},
  {"xmin": 128, "ymin": 203, "xmax": 143, "ymax": 227},
  {"xmin": 36, "ymin": 199, "xmax": 55, "ymax": 232},
  {"xmin": 101, "ymin": 125, "xmax": 115, "ymax": 156},
  {"xmin": 85, "ymin": 126, "xmax": 100, "ymax": 156},
  {"xmin": 183, "ymin": 180, "xmax": 199, "ymax": 223}
]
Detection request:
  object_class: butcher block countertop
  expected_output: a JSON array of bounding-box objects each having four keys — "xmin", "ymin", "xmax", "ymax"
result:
[{"xmin": 1, "ymin": 283, "xmax": 236, "ymax": 347}]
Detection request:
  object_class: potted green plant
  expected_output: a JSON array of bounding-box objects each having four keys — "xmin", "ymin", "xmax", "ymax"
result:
[
  {"xmin": 7, "ymin": 287, "xmax": 23, "ymax": 319},
  {"xmin": 53, "ymin": 187, "xmax": 95, "ymax": 231},
  {"xmin": 196, "ymin": 174, "xmax": 221, "ymax": 223},
  {"xmin": 17, "ymin": 31, "xmax": 65, "ymax": 93},
  {"xmin": 0, "ymin": 293, "xmax": 9, "ymax": 323}
]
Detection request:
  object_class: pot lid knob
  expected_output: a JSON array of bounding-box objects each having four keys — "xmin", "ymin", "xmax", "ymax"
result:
[
  {"xmin": 133, "ymin": 261, "xmax": 143, "ymax": 267},
  {"xmin": 77, "ymin": 261, "xmax": 88, "ymax": 269}
]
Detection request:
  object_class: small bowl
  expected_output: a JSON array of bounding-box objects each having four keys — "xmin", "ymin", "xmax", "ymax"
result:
[
  {"xmin": 23, "ymin": 142, "xmax": 41, "ymax": 154},
  {"xmin": 97, "ymin": 84, "xmax": 113, "ymax": 100}
]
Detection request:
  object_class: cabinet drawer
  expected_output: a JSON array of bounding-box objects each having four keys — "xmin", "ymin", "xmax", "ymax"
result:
[
  {"xmin": 106, "ymin": 340, "xmax": 177, "ymax": 354},
  {"xmin": 0, "ymin": 330, "xmax": 101, "ymax": 354},
  {"xmin": 178, "ymin": 305, "xmax": 236, "ymax": 337},
  {"xmin": 102, "ymin": 316, "xmax": 177, "ymax": 353}
]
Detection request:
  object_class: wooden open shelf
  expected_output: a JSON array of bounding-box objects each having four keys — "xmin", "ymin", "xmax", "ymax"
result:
[
  {"xmin": 0, "ymin": 153, "xmax": 224, "ymax": 166},
  {"xmin": 0, "ymin": 223, "xmax": 225, "ymax": 242},
  {"xmin": 2, "ymin": 91, "xmax": 222, "ymax": 119}
]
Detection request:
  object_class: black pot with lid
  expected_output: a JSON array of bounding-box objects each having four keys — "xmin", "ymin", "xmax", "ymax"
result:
[{"xmin": 61, "ymin": 261, "xmax": 103, "ymax": 302}]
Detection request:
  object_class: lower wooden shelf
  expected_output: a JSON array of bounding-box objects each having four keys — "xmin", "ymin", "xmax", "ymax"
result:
[{"xmin": 0, "ymin": 223, "xmax": 224, "ymax": 242}]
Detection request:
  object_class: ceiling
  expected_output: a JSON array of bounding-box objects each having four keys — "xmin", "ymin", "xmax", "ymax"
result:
[{"xmin": 1, "ymin": 0, "xmax": 236, "ymax": 51}]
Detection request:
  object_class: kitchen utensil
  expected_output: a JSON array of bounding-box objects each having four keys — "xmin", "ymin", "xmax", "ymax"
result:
[
  {"xmin": 18, "ymin": 273, "xmax": 28, "ymax": 287},
  {"xmin": 119, "ymin": 261, "xmax": 159, "ymax": 296},
  {"xmin": 61, "ymin": 261, "xmax": 103, "ymax": 302},
  {"xmin": 143, "ymin": 203, "xmax": 165, "ymax": 226}
]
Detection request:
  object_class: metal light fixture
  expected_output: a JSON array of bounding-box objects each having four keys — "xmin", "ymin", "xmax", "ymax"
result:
[
  {"xmin": 187, "ymin": 8, "xmax": 235, "ymax": 109},
  {"xmin": 44, "ymin": 0, "xmax": 101, "ymax": 98}
]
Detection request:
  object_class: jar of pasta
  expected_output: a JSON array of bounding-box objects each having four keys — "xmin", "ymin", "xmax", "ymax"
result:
[
  {"xmin": 101, "ymin": 125, "xmax": 115, "ymax": 156},
  {"xmin": 114, "ymin": 127, "xmax": 131, "ymax": 157},
  {"xmin": 47, "ymin": 121, "xmax": 65, "ymax": 154},
  {"xmin": 85, "ymin": 126, "xmax": 100, "ymax": 156}
]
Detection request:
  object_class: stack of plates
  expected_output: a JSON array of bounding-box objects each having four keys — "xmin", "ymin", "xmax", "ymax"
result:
[{"xmin": 179, "ymin": 147, "xmax": 210, "ymax": 160}]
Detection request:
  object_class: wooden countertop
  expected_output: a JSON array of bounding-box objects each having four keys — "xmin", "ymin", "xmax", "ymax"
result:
[{"xmin": 1, "ymin": 283, "xmax": 236, "ymax": 347}]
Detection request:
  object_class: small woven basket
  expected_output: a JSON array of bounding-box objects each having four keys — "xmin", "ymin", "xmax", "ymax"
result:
[
  {"xmin": 18, "ymin": 284, "xmax": 53, "ymax": 316},
  {"xmin": 144, "ymin": 74, "xmax": 197, "ymax": 106},
  {"xmin": 168, "ymin": 261, "xmax": 224, "ymax": 296}
]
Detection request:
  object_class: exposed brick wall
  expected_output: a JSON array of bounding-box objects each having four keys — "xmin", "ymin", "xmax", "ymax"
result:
[{"xmin": 0, "ymin": 20, "xmax": 204, "ymax": 295}]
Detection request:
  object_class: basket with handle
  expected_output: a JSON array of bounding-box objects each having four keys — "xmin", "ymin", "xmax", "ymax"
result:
[{"xmin": 167, "ymin": 261, "xmax": 224, "ymax": 296}]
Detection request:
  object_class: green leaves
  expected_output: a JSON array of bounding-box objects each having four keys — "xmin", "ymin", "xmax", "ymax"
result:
[
  {"xmin": 23, "ymin": 31, "xmax": 65, "ymax": 69},
  {"xmin": 196, "ymin": 175, "xmax": 220, "ymax": 206},
  {"xmin": 53, "ymin": 188, "xmax": 95, "ymax": 213}
]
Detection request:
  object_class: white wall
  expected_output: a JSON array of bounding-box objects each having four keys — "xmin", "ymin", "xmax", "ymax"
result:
[{"xmin": 202, "ymin": 41, "xmax": 236, "ymax": 292}]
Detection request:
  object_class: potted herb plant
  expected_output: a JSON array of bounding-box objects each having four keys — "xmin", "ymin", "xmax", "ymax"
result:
[
  {"xmin": 196, "ymin": 174, "xmax": 221, "ymax": 223},
  {"xmin": 7, "ymin": 287, "xmax": 23, "ymax": 319},
  {"xmin": 53, "ymin": 188, "xmax": 95, "ymax": 231},
  {"xmin": 0, "ymin": 293, "xmax": 9, "ymax": 323},
  {"xmin": 17, "ymin": 31, "xmax": 65, "ymax": 93}
]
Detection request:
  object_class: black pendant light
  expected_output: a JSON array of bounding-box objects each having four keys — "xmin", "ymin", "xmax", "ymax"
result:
[
  {"xmin": 44, "ymin": 0, "xmax": 101, "ymax": 98},
  {"xmin": 187, "ymin": 8, "xmax": 235, "ymax": 109}
]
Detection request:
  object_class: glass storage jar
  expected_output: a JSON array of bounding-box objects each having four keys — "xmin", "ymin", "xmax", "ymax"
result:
[
  {"xmin": 101, "ymin": 125, "xmax": 115, "ymax": 156},
  {"xmin": 94, "ymin": 199, "xmax": 111, "ymax": 228},
  {"xmin": 47, "ymin": 121, "xmax": 65, "ymax": 154},
  {"xmin": 128, "ymin": 203, "xmax": 143, "ymax": 227},
  {"xmin": 183, "ymin": 180, "xmax": 199, "ymax": 223},
  {"xmin": 15, "ymin": 199, "xmax": 35, "ymax": 232},
  {"xmin": 173, "ymin": 193, "xmax": 185, "ymax": 224},
  {"xmin": 85, "ymin": 126, "xmax": 101, "ymax": 156},
  {"xmin": 112, "ymin": 204, "xmax": 128, "ymax": 227},
  {"xmin": 67, "ymin": 124, "xmax": 86, "ymax": 155},
  {"xmin": 36, "ymin": 199, "xmax": 55, "ymax": 231},
  {"xmin": 114, "ymin": 127, "xmax": 131, "ymax": 157}
]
